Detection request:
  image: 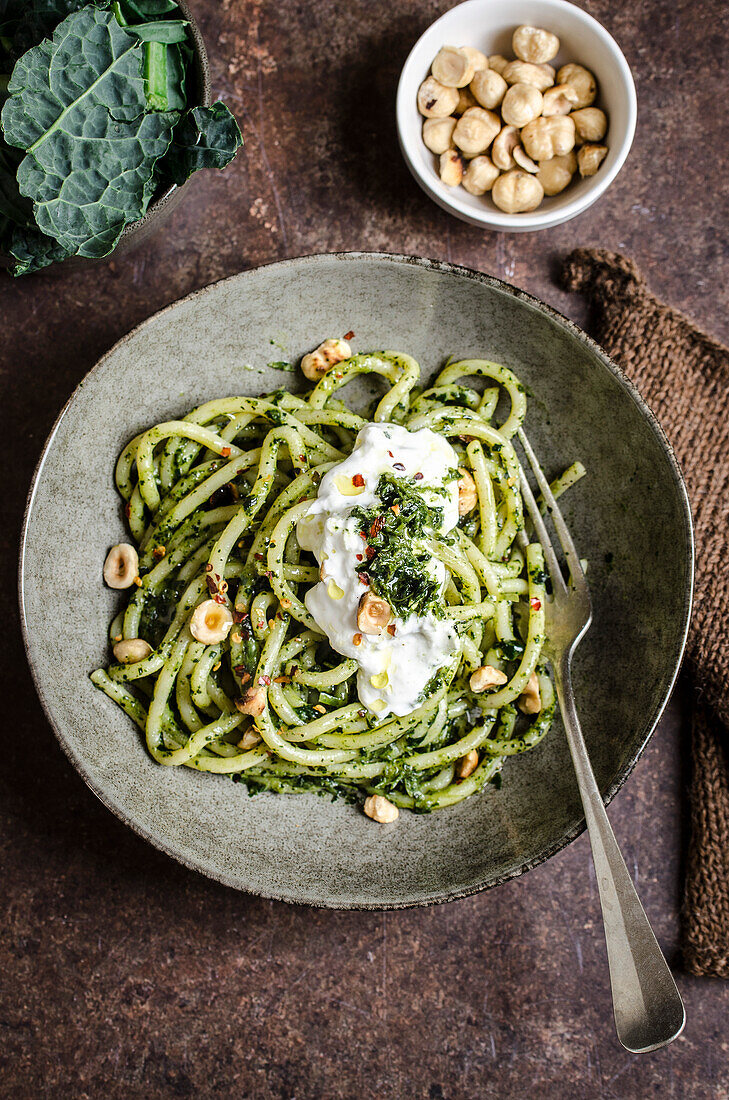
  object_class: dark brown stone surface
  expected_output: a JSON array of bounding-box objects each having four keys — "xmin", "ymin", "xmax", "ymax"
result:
[{"xmin": 1, "ymin": 0, "xmax": 728, "ymax": 1096}]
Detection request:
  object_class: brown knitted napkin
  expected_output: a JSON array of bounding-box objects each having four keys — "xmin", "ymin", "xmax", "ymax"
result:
[{"xmin": 561, "ymin": 249, "xmax": 729, "ymax": 978}]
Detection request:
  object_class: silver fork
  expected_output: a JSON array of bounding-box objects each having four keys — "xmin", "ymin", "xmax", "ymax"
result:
[{"xmin": 516, "ymin": 427, "xmax": 686, "ymax": 1054}]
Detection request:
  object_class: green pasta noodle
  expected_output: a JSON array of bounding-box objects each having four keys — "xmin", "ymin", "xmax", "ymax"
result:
[{"xmin": 92, "ymin": 350, "xmax": 583, "ymax": 816}]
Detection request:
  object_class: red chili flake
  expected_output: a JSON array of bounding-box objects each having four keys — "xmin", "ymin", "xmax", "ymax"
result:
[
  {"xmin": 358, "ymin": 572, "xmax": 369, "ymax": 585},
  {"xmin": 414, "ymin": 472, "xmax": 424, "ymax": 480},
  {"xmin": 233, "ymin": 609, "xmax": 248, "ymax": 623},
  {"xmin": 387, "ymin": 624, "xmax": 396, "ymax": 637},
  {"xmin": 343, "ymin": 330, "xmax": 355, "ymax": 340},
  {"xmin": 221, "ymin": 446, "xmax": 231, "ymax": 458},
  {"xmin": 312, "ymin": 470, "xmax": 321, "ymax": 482},
  {"xmin": 206, "ymin": 576, "xmax": 218, "ymax": 596},
  {"xmin": 355, "ymin": 553, "xmax": 363, "ymax": 561},
  {"xmin": 387, "ymin": 451, "xmax": 394, "ymax": 458},
  {"xmin": 213, "ymin": 594, "xmax": 227, "ymax": 605},
  {"xmin": 264, "ymin": 570, "xmax": 273, "ymax": 579},
  {"xmin": 359, "ymin": 530, "xmax": 367, "ymax": 541},
  {"xmin": 530, "ymin": 598, "xmax": 542, "ymax": 611},
  {"xmin": 392, "ymin": 462, "xmax": 405, "ymax": 471},
  {"xmin": 365, "ymin": 546, "xmax": 376, "ymax": 561},
  {"xmin": 254, "ymin": 552, "xmax": 265, "ymax": 561},
  {"xmin": 229, "ymin": 483, "xmax": 240, "ymax": 501},
  {"xmin": 391, "ymin": 503, "xmax": 400, "ymax": 516},
  {"xmin": 352, "ymin": 473, "xmax": 365, "ymax": 487},
  {"xmin": 125, "ymin": 503, "xmax": 131, "ymax": 518},
  {"xmin": 258, "ymin": 674, "xmax": 271, "ymax": 686},
  {"xmin": 369, "ymin": 515, "xmax": 385, "ymax": 539}
]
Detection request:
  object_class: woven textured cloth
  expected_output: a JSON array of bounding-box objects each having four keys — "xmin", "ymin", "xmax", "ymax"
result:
[{"xmin": 562, "ymin": 248, "xmax": 729, "ymax": 978}]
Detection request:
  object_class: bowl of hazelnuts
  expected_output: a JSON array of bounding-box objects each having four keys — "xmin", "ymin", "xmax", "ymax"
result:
[{"xmin": 396, "ymin": 0, "xmax": 636, "ymax": 231}]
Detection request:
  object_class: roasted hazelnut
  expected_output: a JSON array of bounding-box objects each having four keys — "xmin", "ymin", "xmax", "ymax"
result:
[
  {"xmin": 301, "ymin": 338, "xmax": 352, "ymax": 381},
  {"xmin": 462, "ymin": 46, "xmax": 489, "ymax": 73},
  {"xmin": 357, "ymin": 591, "xmax": 392, "ymax": 634},
  {"xmin": 470, "ymin": 665, "xmax": 508, "ymax": 692},
  {"xmin": 432, "ymin": 45, "xmax": 476, "ymax": 87},
  {"xmin": 103, "ymin": 543, "xmax": 139, "ymax": 589},
  {"xmin": 235, "ymin": 686, "xmax": 267, "ymax": 717},
  {"xmin": 462, "ymin": 155, "xmax": 499, "ymax": 195},
  {"xmin": 500, "ymin": 83, "xmax": 543, "ymax": 127},
  {"xmin": 453, "ymin": 106, "xmax": 500, "ymax": 158},
  {"xmin": 417, "ymin": 75, "xmax": 460, "ymax": 118},
  {"xmin": 113, "ymin": 638, "xmax": 152, "ymax": 664},
  {"xmin": 577, "ymin": 143, "xmax": 608, "ymax": 176},
  {"xmin": 422, "ymin": 116, "xmax": 457, "ymax": 155},
  {"xmin": 521, "ymin": 115, "xmax": 575, "ymax": 160},
  {"xmin": 541, "ymin": 83, "xmax": 580, "ymax": 116},
  {"xmin": 491, "ymin": 124, "xmax": 520, "ymax": 170},
  {"xmin": 492, "ymin": 169, "xmax": 544, "ymax": 213},
  {"xmin": 556, "ymin": 62, "xmax": 597, "ymax": 108},
  {"xmin": 439, "ymin": 148, "xmax": 464, "ymax": 186},
  {"xmin": 364, "ymin": 794, "xmax": 399, "ymax": 823},
  {"xmin": 454, "ymin": 86, "xmax": 478, "ymax": 114},
  {"xmin": 457, "ymin": 468, "xmax": 478, "ymax": 514},
  {"xmin": 456, "ymin": 750, "xmax": 479, "ymax": 779},
  {"xmin": 488, "ymin": 54, "xmax": 509, "ymax": 75},
  {"xmin": 571, "ymin": 107, "xmax": 607, "ymax": 143},
  {"xmin": 536, "ymin": 151, "xmax": 577, "ymax": 195},
  {"xmin": 512, "ymin": 25, "xmax": 560, "ymax": 65},
  {"xmin": 513, "ymin": 146, "xmax": 539, "ymax": 173},
  {"xmin": 502, "ymin": 59, "xmax": 554, "ymax": 92},
  {"xmin": 470, "ymin": 68, "xmax": 507, "ymax": 109},
  {"xmin": 190, "ymin": 599, "xmax": 234, "ymax": 644},
  {"xmin": 518, "ymin": 671, "xmax": 541, "ymax": 714}
]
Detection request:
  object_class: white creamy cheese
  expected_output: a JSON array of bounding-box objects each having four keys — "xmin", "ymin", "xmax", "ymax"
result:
[{"xmin": 296, "ymin": 422, "xmax": 461, "ymax": 718}]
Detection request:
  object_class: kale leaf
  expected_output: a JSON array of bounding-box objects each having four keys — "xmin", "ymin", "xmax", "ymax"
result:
[
  {"xmin": 0, "ymin": 0, "xmax": 241, "ymax": 274},
  {"xmin": 158, "ymin": 102, "xmax": 243, "ymax": 185}
]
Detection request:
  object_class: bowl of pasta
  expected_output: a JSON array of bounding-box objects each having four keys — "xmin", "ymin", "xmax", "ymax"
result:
[{"xmin": 19, "ymin": 252, "xmax": 692, "ymax": 908}]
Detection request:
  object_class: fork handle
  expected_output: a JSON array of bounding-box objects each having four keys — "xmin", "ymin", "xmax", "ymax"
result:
[{"xmin": 553, "ymin": 653, "xmax": 686, "ymax": 1054}]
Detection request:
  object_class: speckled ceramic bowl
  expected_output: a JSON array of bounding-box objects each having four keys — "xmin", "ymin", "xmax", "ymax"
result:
[{"xmin": 19, "ymin": 253, "xmax": 693, "ymax": 908}]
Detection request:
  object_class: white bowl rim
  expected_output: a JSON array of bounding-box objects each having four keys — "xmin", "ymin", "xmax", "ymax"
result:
[{"xmin": 396, "ymin": 0, "xmax": 638, "ymax": 231}]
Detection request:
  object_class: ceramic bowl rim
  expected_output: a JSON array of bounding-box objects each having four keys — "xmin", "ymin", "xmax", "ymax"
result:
[
  {"xmin": 18, "ymin": 251, "xmax": 694, "ymax": 909},
  {"xmin": 395, "ymin": 0, "xmax": 638, "ymax": 232}
]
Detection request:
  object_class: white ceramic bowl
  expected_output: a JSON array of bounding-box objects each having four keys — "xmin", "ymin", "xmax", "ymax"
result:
[{"xmin": 396, "ymin": 0, "xmax": 637, "ymax": 231}]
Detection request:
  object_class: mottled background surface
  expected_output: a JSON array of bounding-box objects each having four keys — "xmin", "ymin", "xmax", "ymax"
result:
[{"xmin": 2, "ymin": 0, "xmax": 728, "ymax": 1096}]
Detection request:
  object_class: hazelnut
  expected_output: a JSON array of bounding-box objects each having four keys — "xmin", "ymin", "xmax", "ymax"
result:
[
  {"xmin": 454, "ymin": 86, "xmax": 478, "ymax": 115},
  {"xmin": 577, "ymin": 143, "xmax": 608, "ymax": 177},
  {"xmin": 488, "ymin": 54, "xmax": 509, "ymax": 75},
  {"xmin": 512, "ymin": 25, "xmax": 560, "ymax": 65},
  {"xmin": 541, "ymin": 83, "xmax": 579, "ymax": 116},
  {"xmin": 536, "ymin": 151, "xmax": 577, "ymax": 195},
  {"xmin": 456, "ymin": 750, "xmax": 479, "ymax": 779},
  {"xmin": 470, "ymin": 665, "xmax": 508, "ymax": 693},
  {"xmin": 500, "ymin": 83, "xmax": 543, "ymax": 128},
  {"xmin": 571, "ymin": 107, "xmax": 608, "ymax": 143},
  {"xmin": 417, "ymin": 75, "xmax": 460, "ymax": 118},
  {"xmin": 301, "ymin": 338, "xmax": 352, "ymax": 382},
  {"xmin": 235, "ymin": 686, "xmax": 267, "ymax": 717},
  {"xmin": 457, "ymin": 468, "xmax": 478, "ymax": 514},
  {"xmin": 439, "ymin": 148, "xmax": 464, "ymax": 186},
  {"xmin": 521, "ymin": 115, "xmax": 575, "ymax": 161},
  {"xmin": 470, "ymin": 68, "xmax": 507, "ymax": 110},
  {"xmin": 502, "ymin": 59, "xmax": 554, "ymax": 92},
  {"xmin": 462, "ymin": 155, "xmax": 499, "ymax": 195},
  {"xmin": 492, "ymin": 169, "xmax": 544, "ymax": 213},
  {"xmin": 190, "ymin": 599, "xmax": 234, "ymax": 644},
  {"xmin": 513, "ymin": 146, "xmax": 539, "ymax": 173},
  {"xmin": 113, "ymin": 638, "xmax": 152, "ymax": 664},
  {"xmin": 461, "ymin": 46, "xmax": 489, "ymax": 73},
  {"xmin": 453, "ymin": 106, "xmax": 500, "ymax": 158},
  {"xmin": 491, "ymin": 125, "xmax": 520, "ymax": 170},
  {"xmin": 432, "ymin": 46, "xmax": 476, "ymax": 88},
  {"xmin": 556, "ymin": 63, "xmax": 597, "ymax": 108},
  {"xmin": 517, "ymin": 671, "xmax": 541, "ymax": 714},
  {"xmin": 422, "ymin": 116, "xmax": 457, "ymax": 155},
  {"xmin": 363, "ymin": 794, "xmax": 399, "ymax": 823},
  {"xmin": 237, "ymin": 728, "xmax": 262, "ymax": 750},
  {"xmin": 103, "ymin": 543, "xmax": 139, "ymax": 589},
  {"xmin": 357, "ymin": 591, "xmax": 392, "ymax": 634}
]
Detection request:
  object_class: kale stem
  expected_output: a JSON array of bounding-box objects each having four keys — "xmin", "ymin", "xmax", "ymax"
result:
[{"xmin": 143, "ymin": 41, "xmax": 169, "ymax": 111}]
